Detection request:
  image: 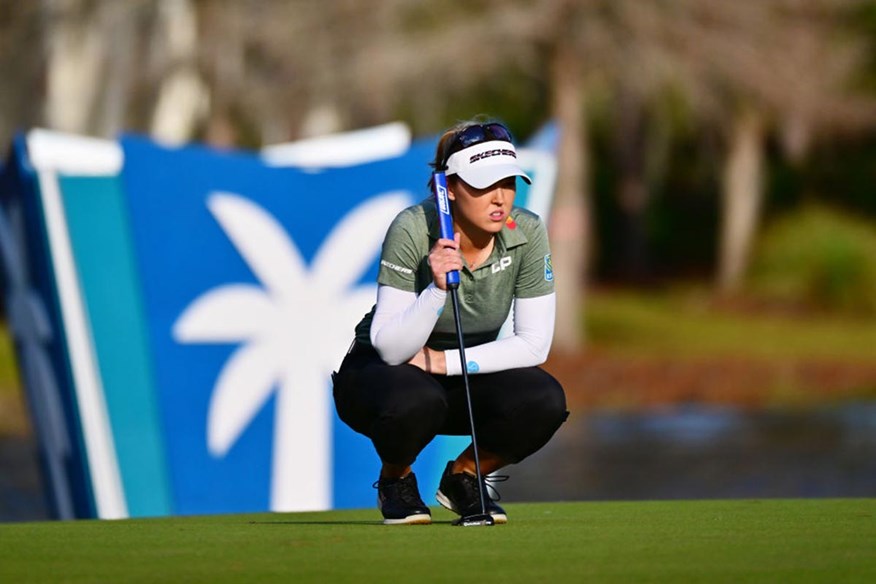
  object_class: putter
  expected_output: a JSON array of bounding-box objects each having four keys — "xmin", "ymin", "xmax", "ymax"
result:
[{"xmin": 432, "ymin": 171, "xmax": 495, "ymax": 527}]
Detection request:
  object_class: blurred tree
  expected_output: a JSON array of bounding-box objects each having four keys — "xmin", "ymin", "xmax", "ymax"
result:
[
  {"xmin": 378, "ymin": 0, "xmax": 598, "ymax": 351},
  {"xmin": 193, "ymin": 0, "xmax": 410, "ymax": 146},
  {"xmin": 598, "ymin": 1, "xmax": 684, "ymax": 284},
  {"xmin": 43, "ymin": 0, "xmax": 106, "ymax": 134},
  {"xmin": 4, "ymin": 0, "xmax": 876, "ymax": 343},
  {"xmin": 42, "ymin": 0, "xmax": 150, "ymax": 138},
  {"xmin": 250, "ymin": 0, "xmax": 598, "ymax": 350},
  {"xmin": 149, "ymin": 0, "xmax": 208, "ymax": 144},
  {"xmin": 542, "ymin": 1, "xmax": 593, "ymax": 352},
  {"xmin": 665, "ymin": 0, "xmax": 876, "ymax": 294},
  {"xmin": 0, "ymin": 3, "xmax": 43, "ymax": 142},
  {"xmin": 581, "ymin": 0, "xmax": 876, "ymax": 291},
  {"xmin": 547, "ymin": 29, "xmax": 590, "ymax": 351}
]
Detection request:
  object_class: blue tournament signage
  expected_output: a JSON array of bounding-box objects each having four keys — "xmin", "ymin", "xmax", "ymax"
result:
[
  {"xmin": 120, "ymin": 135, "xmax": 431, "ymax": 515},
  {"xmin": 0, "ymin": 126, "xmax": 556, "ymax": 519}
]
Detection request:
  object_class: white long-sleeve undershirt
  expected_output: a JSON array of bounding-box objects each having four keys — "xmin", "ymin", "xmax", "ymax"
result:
[
  {"xmin": 370, "ymin": 284, "xmax": 447, "ymax": 365},
  {"xmin": 370, "ymin": 284, "xmax": 556, "ymax": 375}
]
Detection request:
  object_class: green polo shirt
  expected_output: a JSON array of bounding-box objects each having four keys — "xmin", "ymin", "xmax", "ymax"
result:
[{"xmin": 355, "ymin": 197, "xmax": 554, "ymax": 351}]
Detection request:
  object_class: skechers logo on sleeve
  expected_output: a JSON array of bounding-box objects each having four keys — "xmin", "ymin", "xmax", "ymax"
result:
[{"xmin": 380, "ymin": 260, "xmax": 413, "ymax": 275}]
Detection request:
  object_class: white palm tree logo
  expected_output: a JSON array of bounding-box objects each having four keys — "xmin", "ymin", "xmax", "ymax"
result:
[{"xmin": 173, "ymin": 191, "xmax": 410, "ymax": 511}]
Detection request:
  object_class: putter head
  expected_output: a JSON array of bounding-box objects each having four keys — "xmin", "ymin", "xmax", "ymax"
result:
[{"xmin": 454, "ymin": 513, "xmax": 495, "ymax": 527}]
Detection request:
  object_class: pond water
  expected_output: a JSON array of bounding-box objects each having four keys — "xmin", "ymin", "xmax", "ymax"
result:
[
  {"xmin": 2, "ymin": 403, "xmax": 874, "ymax": 521},
  {"xmin": 502, "ymin": 403, "xmax": 876, "ymax": 502}
]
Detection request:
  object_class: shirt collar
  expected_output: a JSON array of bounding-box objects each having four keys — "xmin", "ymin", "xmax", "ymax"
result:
[
  {"xmin": 496, "ymin": 210, "xmax": 529, "ymax": 252},
  {"xmin": 424, "ymin": 198, "xmax": 529, "ymax": 251}
]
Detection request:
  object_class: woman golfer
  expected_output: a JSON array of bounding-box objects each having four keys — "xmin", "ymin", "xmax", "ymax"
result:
[{"xmin": 332, "ymin": 118, "xmax": 568, "ymax": 525}]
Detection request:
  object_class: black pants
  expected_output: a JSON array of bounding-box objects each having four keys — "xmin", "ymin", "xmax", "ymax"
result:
[{"xmin": 332, "ymin": 343, "xmax": 569, "ymax": 467}]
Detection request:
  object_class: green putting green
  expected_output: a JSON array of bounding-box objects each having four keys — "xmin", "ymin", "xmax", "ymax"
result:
[{"xmin": 1, "ymin": 499, "xmax": 873, "ymax": 583}]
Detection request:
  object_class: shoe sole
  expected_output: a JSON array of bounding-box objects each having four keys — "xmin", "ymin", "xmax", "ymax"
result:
[
  {"xmin": 382, "ymin": 514, "xmax": 432, "ymax": 525},
  {"xmin": 377, "ymin": 495, "xmax": 432, "ymax": 525},
  {"xmin": 436, "ymin": 489, "xmax": 507, "ymax": 524}
]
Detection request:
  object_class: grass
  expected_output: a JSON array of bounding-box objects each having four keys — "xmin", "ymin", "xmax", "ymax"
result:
[
  {"xmin": 585, "ymin": 288, "xmax": 876, "ymax": 360},
  {"xmin": 0, "ymin": 500, "xmax": 873, "ymax": 583}
]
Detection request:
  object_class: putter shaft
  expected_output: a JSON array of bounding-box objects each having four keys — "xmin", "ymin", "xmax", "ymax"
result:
[{"xmin": 449, "ymin": 286, "xmax": 491, "ymax": 522}]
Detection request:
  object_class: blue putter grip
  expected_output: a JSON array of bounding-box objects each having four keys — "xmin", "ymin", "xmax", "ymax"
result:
[{"xmin": 432, "ymin": 171, "xmax": 460, "ymax": 288}]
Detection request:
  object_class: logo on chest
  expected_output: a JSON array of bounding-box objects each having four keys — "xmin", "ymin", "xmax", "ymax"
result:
[{"xmin": 491, "ymin": 256, "xmax": 513, "ymax": 273}]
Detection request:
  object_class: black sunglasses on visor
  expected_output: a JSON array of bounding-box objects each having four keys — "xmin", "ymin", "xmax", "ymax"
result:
[{"xmin": 441, "ymin": 123, "xmax": 515, "ymax": 169}]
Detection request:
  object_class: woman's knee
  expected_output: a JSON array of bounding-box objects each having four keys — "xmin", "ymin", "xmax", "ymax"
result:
[
  {"xmin": 508, "ymin": 368, "xmax": 567, "ymax": 422},
  {"xmin": 480, "ymin": 369, "xmax": 568, "ymax": 462},
  {"xmin": 333, "ymin": 362, "xmax": 448, "ymax": 435},
  {"xmin": 537, "ymin": 374, "xmax": 568, "ymax": 423},
  {"xmin": 383, "ymin": 381, "xmax": 448, "ymax": 426},
  {"xmin": 369, "ymin": 373, "xmax": 448, "ymax": 465}
]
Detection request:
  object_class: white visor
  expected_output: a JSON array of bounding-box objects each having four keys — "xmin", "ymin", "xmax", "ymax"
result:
[{"xmin": 445, "ymin": 140, "xmax": 532, "ymax": 189}]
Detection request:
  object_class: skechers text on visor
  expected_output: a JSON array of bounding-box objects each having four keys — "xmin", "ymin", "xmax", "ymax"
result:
[{"xmin": 445, "ymin": 141, "xmax": 532, "ymax": 190}]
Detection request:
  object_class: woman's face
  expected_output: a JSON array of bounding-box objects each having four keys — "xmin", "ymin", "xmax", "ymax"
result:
[{"xmin": 448, "ymin": 176, "xmax": 517, "ymax": 237}]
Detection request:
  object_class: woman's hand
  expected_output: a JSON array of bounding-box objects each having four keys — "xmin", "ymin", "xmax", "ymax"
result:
[
  {"xmin": 428, "ymin": 232, "xmax": 463, "ymax": 290},
  {"xmin": 407, "ymin": 346, "xmax": 446, "ymax": 374}
]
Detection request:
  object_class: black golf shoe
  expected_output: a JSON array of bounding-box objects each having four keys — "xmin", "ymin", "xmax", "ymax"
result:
[
  {"xmin": 374, "ymin": 472, "xmax": 432, "ymax": 525},
  {"xmin": 435, "ymin": 461, "xmax": 508, "ymax": 524}
]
